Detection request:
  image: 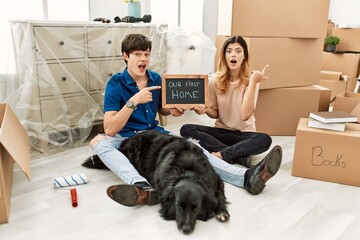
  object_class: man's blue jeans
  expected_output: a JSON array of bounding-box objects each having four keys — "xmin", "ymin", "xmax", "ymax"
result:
[{"xmin": 91, "ymin": 133, "xmax": 247, "ymax": 188}]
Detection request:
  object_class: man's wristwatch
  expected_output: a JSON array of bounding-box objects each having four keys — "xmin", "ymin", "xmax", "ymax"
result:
[{"xmin": 126, "ymin": 100, "xmax": 137, "ymax": 110}]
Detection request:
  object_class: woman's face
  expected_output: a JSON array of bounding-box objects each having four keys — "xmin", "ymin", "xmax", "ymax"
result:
[{"xmin": 225, "ymin": 42, "xmax": 245, "ymax": 71}]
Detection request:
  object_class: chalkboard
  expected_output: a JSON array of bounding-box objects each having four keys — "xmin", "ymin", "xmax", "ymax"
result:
[{"xmin": 162, "ymin": 74, "xmax": 208, "ymax": 108}]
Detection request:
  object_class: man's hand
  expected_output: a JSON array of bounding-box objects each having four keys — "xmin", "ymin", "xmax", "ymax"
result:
[
  {"xmin": 131, "ymin": 86, "xmax": 161, "ymax": 105},
  {"xmin": 169, "ymin": 105, "xmax": 185, "ymax": 117}
]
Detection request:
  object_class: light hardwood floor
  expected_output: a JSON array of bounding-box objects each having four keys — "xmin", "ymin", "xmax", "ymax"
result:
[{"xmin": 1, "ymin": 111, "xmax": 359, "ymax": 240}]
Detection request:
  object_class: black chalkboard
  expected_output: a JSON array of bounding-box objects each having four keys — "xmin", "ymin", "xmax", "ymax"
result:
[{"xmin": 162, "ymin": 74, "xmax": 208, "ymax": 108}]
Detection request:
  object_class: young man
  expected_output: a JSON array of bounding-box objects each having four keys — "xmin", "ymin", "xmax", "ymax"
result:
[{"xmin": 89, "ymin": 34, "xmax": 282, "ymax": 207}]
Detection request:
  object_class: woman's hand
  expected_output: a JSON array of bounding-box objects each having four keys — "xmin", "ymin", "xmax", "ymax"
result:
[
  {"xmin": 250, "ymin": 64, "xmax": 269, "ymax": 85},
  {"xmin": 190, "ymin": 104, "xmax": 207, "ymax": 115}
]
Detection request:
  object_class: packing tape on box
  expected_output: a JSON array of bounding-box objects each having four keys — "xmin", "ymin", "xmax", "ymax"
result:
[{"xmin": 54, "ymin": 173, "xmax": 88, "ymax": 188}]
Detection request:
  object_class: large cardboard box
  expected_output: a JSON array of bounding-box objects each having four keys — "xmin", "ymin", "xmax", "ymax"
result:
[
  {"xmin": 255, "ymin": 85, "xmax": 331, "ymax": 136},
  {"xmin": 320, "ymin": 70, "xmax": 344, "ymax": 81},
  {"xmin": 321, "ymin": 52, "xmax": 360, "ymax": 78},
  {"xmin": 231, "ymin": 0, "xmax": 330, "ymax": 38},
  {"xmin": 319, "ymin": 79, "xmax": 347, "ymax": 101},
  {"xmin": 332, "ymin": 28, "xmax": 360, "ymax": 53},
  {"xmin": 332, "ymin": 92, "xmax": 360, "ymax": 113},
  {"xmin": 346, "ymin": 77, "xmax": 360, "ymax": 93},
  {"xmin": 326, "ymin": 20, "xmax": 335, "ymax": 37},
  {"xmin": 0, "ymin": 104, "xmax": 31, "ymax": 223},
  {"xmin": 215, "ymin": 35, "xmax": 323, "ymax": 89},
  {"xmin": 214, "ymin": 35, "xmax": 229, "ymax": 71},
  {"xmin": 292, "ymin": 118, "xmax": 360, "ymax": 186}
]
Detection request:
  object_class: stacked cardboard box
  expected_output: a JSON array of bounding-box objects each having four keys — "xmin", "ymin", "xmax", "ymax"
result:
[
  {"xmin": 320, "ymin": 52, "xmax": 360, "ymax": 94},
  {"xmin": 218, "ymin": 0, "xmax": 330, "ymax": 38},
  {"xmin": 216, "ymin": 0, "xmax": 331, "ymax": 135},
  {"xmin": 319, "ymin": 70, "xmax": 347, "ymax": 100},
  {"xmin": 332, "ymin": 27, "xmax": 360, "ymax": 53}
]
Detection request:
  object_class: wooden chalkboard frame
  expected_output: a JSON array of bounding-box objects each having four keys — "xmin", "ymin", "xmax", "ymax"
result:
[{"xmin": 161, "ymin": 74, "xmax": 208, "ymax": 108}]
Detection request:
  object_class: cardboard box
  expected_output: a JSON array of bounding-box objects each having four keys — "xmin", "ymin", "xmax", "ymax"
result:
[
  {"xmin": 346, "ymin": 77, "xmax": 360, "ymax": 93},
  {"xmin": 214, "ymin": 35, "xmax": 229, "ymax": 71},
  {"xmin": 231, "ymin": 0, "xmax": 330, "ymax": 38},
  {"xmin": 321, "ymin": 52, "xmax": 360, "ymax": 78},
  {"xmin": 332, "ymin": 28, "xmax": 360, "ymax": 53},
  {"xmin": 319, "ymin": 79, "xmax": 347, "ymax": 101},
  {"xmin": 292, "ymin": 118, "xmax": 360, "ymax": 186},
  {"xmin": 326, "ymin": 20, "xmax": 335, "ymax": 37},
  {"xmin": 320, "ymin": 70, "xmax": 345, "ymax": 81},
  {"xmin": 215, "ymin": 36, "xmax": 323, "ymax": 89},
  {"xmin": 255, "ymin": 85, "xmax": 331, "ymax": 136},
  {"xmin": 332, "ymin": 92, "xmax": 360, "ymax": 113},
  {"xmin": 0, "ymin": 104, "xmax": 31, "ymax": 224}
]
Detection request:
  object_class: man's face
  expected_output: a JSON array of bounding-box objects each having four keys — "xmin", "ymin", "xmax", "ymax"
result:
[{"xmin": 124, "ymin": 49, "xmax": 151, "ymax": 80}]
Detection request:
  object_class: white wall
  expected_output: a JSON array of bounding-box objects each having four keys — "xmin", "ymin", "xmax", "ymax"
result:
[
  {"xmin": 329, "ymin": 0, "xmax": 360, "ymax": 25},
  {"xmin": 88, "ymin": 0, "xmax": 360, "ymax": 40},
  {"xmin": 90, "ymin": 0, "xmax": 149, "ymax": 22},
  {"xmin": 89, "ymin": 0, "xmax": 218, "ymax": 41},
  {"xmin": 203, "ymin": 0, "xmax": 218, "ymax": 42}
]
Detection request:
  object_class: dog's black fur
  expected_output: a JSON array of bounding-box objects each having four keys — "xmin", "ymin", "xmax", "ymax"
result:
[{"xmin": 82, "ymin": 130, "xmax": 230, "ymax": 234}]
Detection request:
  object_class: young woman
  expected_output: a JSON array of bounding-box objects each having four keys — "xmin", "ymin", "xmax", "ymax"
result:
[{"xmin": 180, "ymin": 36, "xmax": 279, "ymax": 168}]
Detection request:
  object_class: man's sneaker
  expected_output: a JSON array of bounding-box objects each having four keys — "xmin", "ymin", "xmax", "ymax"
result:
[
  {"xmin": 244, "ymin": 145, "xmax": 282, "ymax": 195},
  {"xmin": 107, "ymin": 183, "xmax": 159, "ymax": 207}
]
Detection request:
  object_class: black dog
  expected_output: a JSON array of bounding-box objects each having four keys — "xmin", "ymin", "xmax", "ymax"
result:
[{"xmin": 82, "ymin": 130, "xmax": 230, "ymax": 234}]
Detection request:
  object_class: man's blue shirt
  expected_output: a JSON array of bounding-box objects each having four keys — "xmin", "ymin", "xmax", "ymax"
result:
[{"xmin": 104, "ymin": 68, "xmax": 169, "ymax": 137}]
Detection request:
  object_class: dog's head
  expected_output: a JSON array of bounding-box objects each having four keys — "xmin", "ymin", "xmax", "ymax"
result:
[{"xmin": 173, "ymin": 178, "xmax": 217, "ymax": 235}]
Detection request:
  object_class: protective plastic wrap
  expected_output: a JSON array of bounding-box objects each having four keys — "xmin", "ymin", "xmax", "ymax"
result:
[
  {"xmin": 166, "ymin": 27, "xmax": 216, "ymax": 74},
  {"xmin": 8, "ymin": 20, "xmax": 215, "ymax": 153}
]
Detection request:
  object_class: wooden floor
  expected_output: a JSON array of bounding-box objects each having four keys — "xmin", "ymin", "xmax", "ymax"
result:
[{"xmin": 1, "ymin": 111, "xmax": 360, "ymax": 240}]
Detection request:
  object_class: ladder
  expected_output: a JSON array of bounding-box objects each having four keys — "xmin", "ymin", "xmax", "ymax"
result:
[{"xmin": 355, "ymin": 74, "xmax": 360, "ymax": 93}]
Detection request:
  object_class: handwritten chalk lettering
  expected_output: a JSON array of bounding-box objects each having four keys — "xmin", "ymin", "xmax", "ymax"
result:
[
  {"xmin": 311, "ymin": 146, "xmax": 346, "ymax": 168},
  {"xmin": 168, "ymin": 81, "xmax": 182, "ymax": 88},
  {"xmin": 185, "ymin": 81, "xmax": 201, "ymax": 87},
  {"xmin": 171, "ymin": 90, "xmax": 199, "ymax": 99}
]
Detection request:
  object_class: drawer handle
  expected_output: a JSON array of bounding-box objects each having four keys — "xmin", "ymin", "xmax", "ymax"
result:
[
  {"xmin": 59, "ymin": 41, "xmax": 65, "ymax": 46},
  {"xmin": 109, "ymin": 73, "xmax": 113, "ymax": 77},
  {"xmin": 107, "ymin": 40, "xmax": 112, "ymax": 44},
  {"xmin": 62, "ymin": 77, "xmax": 67, "ymax": 81}
]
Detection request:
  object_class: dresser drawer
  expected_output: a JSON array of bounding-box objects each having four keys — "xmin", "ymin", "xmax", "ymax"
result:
[
  {"xmin": 88, "ymin": 59, "xmax": 126, "ymax": 91},
  {"xmin": 90, "ymin": 93, "xmax": 104, "ymax": 112},
  {"xmin": 37, "ymin": 62, "xmax": 87, "ymax": 97},
  {"xmin": 129, "ymin": 26, "xmax": 151, "ymax": 36},
  {"xmin": 40, "ymin": 95, "xmax": 89, "ymax": 130},
  {"xmin": 34, "ymin": 26, "xmax": 85, "ymax": 60},
  {"xmin": 87, "ymin": 26, "xmax": 129, "ymax": 58}
]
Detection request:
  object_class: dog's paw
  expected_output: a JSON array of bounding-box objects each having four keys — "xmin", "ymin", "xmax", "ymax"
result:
[{"xmin": 216, "ymin": 211, "xmax": 230, "ymax": 222}]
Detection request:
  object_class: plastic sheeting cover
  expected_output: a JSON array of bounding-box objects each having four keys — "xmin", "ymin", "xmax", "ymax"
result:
[{"xmin": 7, "ymin": 21, "xmax": 215, "ymax": 153}]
